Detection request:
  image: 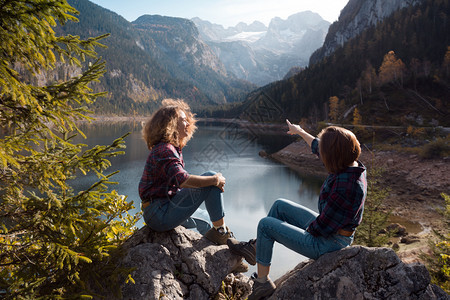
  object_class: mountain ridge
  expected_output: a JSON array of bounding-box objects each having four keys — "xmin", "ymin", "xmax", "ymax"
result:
[
  {"xmin": 51, "ymin": 0, "xmax": 257, "ymax": 114},
  {"xmin": 193, "ymin": 12, "xmax": 330, "ymax": 86},
  {"xmin": 310, "ymin": 0, "xmax": 425, "ymax": 65}
]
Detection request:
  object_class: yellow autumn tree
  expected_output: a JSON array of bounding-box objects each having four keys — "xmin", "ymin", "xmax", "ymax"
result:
[
  {"xmin": 328, "ymin": 96, "xmax": 340, "ymax": 123},
  {"xmin": 353, "ymin": 107, "xmax": 362, "ymax": 126},
  {"xmin": 443, "ymin": 46, "xmax": 450, "ymax": 77},
  {"xmin": 379, "ymin": 51, "xmax": 406, "ymax": 86}
]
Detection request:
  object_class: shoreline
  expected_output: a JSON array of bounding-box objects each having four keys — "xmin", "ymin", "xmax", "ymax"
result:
[
  {"xmin": 79, "ymin": 116, "xmax": 447, "ymax": 263},
  {"xmin": 270, "ymin": 140, "xmax": 449, "ymax": 264},
  {"xmin": 80, "ymin": 115, "xmax": 287, "ymax": 128},
  {"xmin": 82, "ymin": 115, "xmax": 450, "ymax": 132}
]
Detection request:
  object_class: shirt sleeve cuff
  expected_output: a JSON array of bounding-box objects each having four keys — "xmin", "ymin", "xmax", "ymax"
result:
[
  {"xmin": 311, "ymin": 138, "xmax": 319, "ymax": 155},
  {"xmin": 175, "ymin": 170, "xmax": 190, "ymax": 186}
]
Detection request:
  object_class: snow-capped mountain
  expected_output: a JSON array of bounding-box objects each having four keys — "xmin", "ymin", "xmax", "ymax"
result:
[{"xmin": 193, "ymin": 11, "xmax": 330, "ymax": 86}]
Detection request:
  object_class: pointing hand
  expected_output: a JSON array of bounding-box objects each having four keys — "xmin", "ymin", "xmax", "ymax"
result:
[{"xmin": 286, "ymin": 119, "xmax": 303, "ymax": 135}]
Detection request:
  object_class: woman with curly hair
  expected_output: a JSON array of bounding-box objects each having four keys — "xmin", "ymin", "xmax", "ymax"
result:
[
  {"xmin": 139, "ymin": 99, "xmax": 234, "ymax": 245},
  {"xmin": 228, "ymin": 120, "xmax": 367, "ymax": 300}
]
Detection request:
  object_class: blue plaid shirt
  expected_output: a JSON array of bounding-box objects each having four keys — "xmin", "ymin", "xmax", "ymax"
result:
[{"xmin": 307, "ymin": 138, "xmax": 367, "ymax": 237}]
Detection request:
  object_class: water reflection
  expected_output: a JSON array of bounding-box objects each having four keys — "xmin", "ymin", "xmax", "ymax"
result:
[{"xmin": 73, "ymin": 121, "xmax": 324, "ymax": 279}]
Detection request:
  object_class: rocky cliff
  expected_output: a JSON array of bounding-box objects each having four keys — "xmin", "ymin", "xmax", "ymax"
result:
[
  {"xmin": 310, "ymin": 0, "xmax": 425, "ymax": 65},
  {"xmin": 96, "ymin": 225, "xmax": 448, "ymax": 299},
  {"xmin": 133, "ymin": 15, "xmax": 228, "ymax": 77}
]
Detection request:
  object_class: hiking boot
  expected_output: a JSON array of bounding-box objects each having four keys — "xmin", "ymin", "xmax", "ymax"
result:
[
  {"xmin": 204, "ymin": 226, "xmax": 234, "ymax": 245},
  {"xmin": 227, "ymin": 238, "xmax": 256, "ymax": 265},
  {"xmin": 231, "ymin": 259, "xmax": 249, "ymax": 273},
  {"xmin": 248, "ymin": 277, "xmax": 276, "ymax": 300}
]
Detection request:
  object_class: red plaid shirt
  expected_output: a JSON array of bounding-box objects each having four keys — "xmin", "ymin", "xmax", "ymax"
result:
[
  {"xmin": 139, "ymin": 142, "xmax": 190, "ymax": 202},
  {"xmin": 307, "ymin": 138, "xmax": 367, "ymax": 237}
]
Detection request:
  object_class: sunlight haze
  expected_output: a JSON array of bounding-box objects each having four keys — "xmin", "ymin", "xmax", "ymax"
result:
[{"xmin": 89, "ymin": 0, "xmax": 349, "ymax": 27}]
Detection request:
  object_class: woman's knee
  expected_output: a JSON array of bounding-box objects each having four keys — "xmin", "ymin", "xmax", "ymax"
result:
[
  {"xmin": 257, "ymin": 216, "xmax": 274, "ymax": 235},
  {"xmin": 257, "ymin": 217, "xmax": 266, "ymax": 231},
  {"xmin": 268, "ymin": 198, "xmax": 291, "ymax": 216},
  {"xmin": 201, "ymin": 170, "xmax": 216, "ymax": 176},
  {"xmin": 199, "ymin": 171, "xmax": 222, "ymax": 192},
  {"xmin": 274, "ymin": 198, "xmax": 294, "ymax": 208}
]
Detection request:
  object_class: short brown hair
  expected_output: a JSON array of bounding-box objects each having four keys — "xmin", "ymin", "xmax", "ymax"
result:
[
  {"xmin": 142, "ymin": 99, "xmax": 197, "ymax": 150},
  {"xmin": 318, "ymin": 126, "xmax": 361, "ymax": 174}
]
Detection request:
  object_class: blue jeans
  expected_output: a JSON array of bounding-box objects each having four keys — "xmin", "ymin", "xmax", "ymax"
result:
[
  {"xmin": 143, "ymin": 171, "xmax": 225, "ymax": 235},
  {"xmin": 256, "ymin": 198, "xmax": 353, "ymax": 266}
]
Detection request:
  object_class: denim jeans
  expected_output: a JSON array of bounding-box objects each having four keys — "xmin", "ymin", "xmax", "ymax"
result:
[
  {"xmin": 256, "ymin": 198, "xmax": 353, "ymax": 266},
  {"xmin": 143, "ymin": 171, "xmax": 224, "ymax": 235}
]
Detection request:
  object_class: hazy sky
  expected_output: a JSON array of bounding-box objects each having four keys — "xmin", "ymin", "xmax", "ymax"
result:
[{"xmin": 89, "ymin": 0, "xmax": 349, "ymax": 28}]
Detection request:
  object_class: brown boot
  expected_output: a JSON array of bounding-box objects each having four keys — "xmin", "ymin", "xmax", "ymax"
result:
[
  {"xmin": 204, "ymin": 226, "xmax": 234, "ymax": 245},
  {"xmin": 227, "ymin": 238, "xmax": 256, "ymax": 265},
  {"xmin": 248, "ymin": 277, "xmax": 276, "ymax": 300}
]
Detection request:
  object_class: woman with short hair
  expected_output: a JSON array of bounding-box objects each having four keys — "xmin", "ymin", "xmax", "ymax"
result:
[{"xmin": 228, "ymin": 120, "xmax": 367, "ymax": 300}]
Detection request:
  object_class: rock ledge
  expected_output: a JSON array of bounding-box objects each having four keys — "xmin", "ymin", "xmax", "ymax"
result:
[
  {"xmin": 94, "ymin": 226, "xmax": 449, "ymax": 299},
  {"xmin": 271, "ymin": 246, "xmax": 448, "ymax": 300}
]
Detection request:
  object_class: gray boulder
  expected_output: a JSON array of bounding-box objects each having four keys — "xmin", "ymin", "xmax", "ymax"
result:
[
  {"xmin": 270, "ymin": 246, "xmax": 448, "ymax": 300},
  {"xmin": 115, "ymin": 226, "xmax": 249, "ymax": 300},
  {"xmin": 93, "ymin": 226, "xmax": 449, "ymax": 299}
]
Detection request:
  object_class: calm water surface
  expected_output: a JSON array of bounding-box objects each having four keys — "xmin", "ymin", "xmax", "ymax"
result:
[{"xmin": 73, "ymin": 121, "xmax": 324, "ymax": 279}]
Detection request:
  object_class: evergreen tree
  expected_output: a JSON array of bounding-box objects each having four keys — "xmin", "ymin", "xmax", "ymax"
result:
[
  {"xmin": 0, "ymin": 1, "xmax": 139, "ymax": 298},
  {"xmin": 354, "ymin": 168, "xmax": 392, "ymax": 247},
  {"xmin": 422, "ymin": 193, "xmax": 450, "ymax": 293}
]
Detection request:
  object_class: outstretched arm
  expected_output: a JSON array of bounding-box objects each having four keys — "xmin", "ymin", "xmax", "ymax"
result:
[
  {"xmin": 180, "ymin": 173, "xmax": 226, "ymax": 192},
  {"xmin": 286, "ymin": 119, "xmax": 315, "ymax": 147}
]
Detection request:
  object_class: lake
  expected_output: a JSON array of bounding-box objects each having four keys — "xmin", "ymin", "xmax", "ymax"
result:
[{"xmin": 73, "ymin": 120, "xmax": 324, "ymax": 279}]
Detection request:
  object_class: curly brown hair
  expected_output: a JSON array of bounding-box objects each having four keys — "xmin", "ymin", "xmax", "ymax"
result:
[
  {"xmin": 318, "ymin": 126, "xmax": 361, "ymax": 174},
  {"xmin": 142, "ymin": 99, "xmax": 197, "ymax": 150}
]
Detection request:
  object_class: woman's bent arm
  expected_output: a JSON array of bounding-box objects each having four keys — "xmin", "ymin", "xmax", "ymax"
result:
[{"xmin": 180, "ymin": 173, "xmax": 226, "ymax": 191}]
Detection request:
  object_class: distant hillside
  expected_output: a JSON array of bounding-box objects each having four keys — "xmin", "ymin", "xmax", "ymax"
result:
[
  {"xmin": 193, "ymin": 12, "xmax": 330, "ymax": 86},
  {"xmin": 310, "ymin": 0, "xmax": 424, "ymax": 65},
  {"xmin": 51, "ymin": 0, "xmax": 256, "ymax": 114},
  {"xmin": 224, "ymin": 0, "xmax": 449, "ymax": 131}
]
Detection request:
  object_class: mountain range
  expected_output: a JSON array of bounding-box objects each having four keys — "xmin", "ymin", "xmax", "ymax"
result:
[
  {"xmin": 51, "ymin": 0, "xmax": 448, "ymax": 128},
  {"xmin": 55, "ymin": 0, "xmax": 337, "ymax": 113},
  {"xmin": 193, "ymin": 12, "xmax": 330, "ymax": 86},
  {"xmin": 53, "ymin": 0, "xmax": 257, "ymax": 114}
]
